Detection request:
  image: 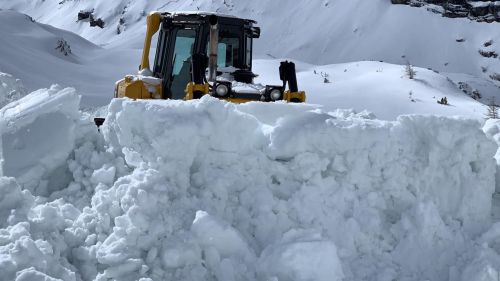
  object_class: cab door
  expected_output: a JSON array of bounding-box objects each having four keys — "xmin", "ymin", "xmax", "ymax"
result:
[{"xmin": 153, "ymin": 24, "xmax": 200, "ymax": 99}]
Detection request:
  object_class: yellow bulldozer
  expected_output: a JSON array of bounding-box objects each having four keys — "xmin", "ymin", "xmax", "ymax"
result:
[
  {"xmin": 95, "ymin": 11, "xmax": 307, "ymax": 127},
  {"xmin": 116, "ymin": 11, "xmax": 306, "ymax": 102}
]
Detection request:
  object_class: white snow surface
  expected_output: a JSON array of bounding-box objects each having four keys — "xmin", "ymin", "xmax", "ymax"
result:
[
  {"xmin": 0, "ymin": 80, "xmax": 499, "ymax": 281},
  {"xmin": 0, "ymin": 10, "xmax": 135, "ymax": 108},
  {"xmin": 1, "ymin": 1, "xmax": 500, "ymax": 280}
]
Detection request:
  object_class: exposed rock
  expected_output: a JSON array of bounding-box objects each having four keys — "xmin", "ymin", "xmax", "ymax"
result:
[
  {"xmin": 393, "ymin": 0, "xmax": 500, "ymax": 23},
  {"xmin": 479, "ymin": 49, "xmax": 499, "ymax": 58},
  {"xmin": 77, "ymin": 9, "xmax": 93, "ymax": 21},
  {"xmin": 77, "ymin": 9, "xmax": 104, "ymax": 29},
  {"xmin": 90, "ymin": 17, "xmax": 104, "ymax": 28}
]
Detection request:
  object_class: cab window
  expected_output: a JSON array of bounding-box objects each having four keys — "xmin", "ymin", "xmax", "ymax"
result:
[
  {"xmin": 206, "ymin": 30, "xmax": 241, "ymax": 68},
  {"xmin": 172, "ymin": 29, "xmax": 196, "ymax": 75},
  {"xmin": 217, "ymin": 35, "xmax": 240, "ymax": 67}
]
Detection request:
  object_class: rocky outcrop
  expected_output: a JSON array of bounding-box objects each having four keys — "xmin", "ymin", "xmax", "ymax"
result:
[
  {"xmin": 392, "ymin": 0, "xmax": 500, "ymax": 23},
  {"xmin": 77, "ymin": 9, "xmax": 105, "ymax": 28}
]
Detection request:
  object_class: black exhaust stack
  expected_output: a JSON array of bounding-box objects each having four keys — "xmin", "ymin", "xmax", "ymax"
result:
[
  {"xmin": 208, "ymin": 15, "xmax": 219, "ymax": 82},
  {"xmin": 279, "ymin": 61, "xmax": 299, "ymax": 93}
]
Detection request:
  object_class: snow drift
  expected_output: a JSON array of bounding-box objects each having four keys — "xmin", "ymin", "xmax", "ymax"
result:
[{"xmin": 2, "ymin": 90, "xmax": 497, "ymax": 281}]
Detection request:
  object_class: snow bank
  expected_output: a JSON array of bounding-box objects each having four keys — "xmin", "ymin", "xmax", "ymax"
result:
[
  {"xmin": 0, "ymin": 95, "xmax": 498, "ymax": 281},
  {"xmin": 91, "ymin": 96, "xmax": 496, "ymax": 281},
  {"xmin": 0, "ymin": 85, "xmax": 80, "ymax": 195}
]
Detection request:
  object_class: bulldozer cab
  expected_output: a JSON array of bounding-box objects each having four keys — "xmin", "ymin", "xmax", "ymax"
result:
[{"xmin": 150, "ymin": 12, "xmax": 260, "ymax": 99}]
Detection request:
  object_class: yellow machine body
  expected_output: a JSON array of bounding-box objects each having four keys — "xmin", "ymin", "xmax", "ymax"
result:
[
  {"xmin": 115, "ymin": 76, "xmax": 162, "ymax": 99},
  {"xmin": 183, "ymin": 82, "xmax": 210, "ymax": 100},
  {"xmin": 284, "ymin": 91, "xmax": 306, "ymax": 103}
]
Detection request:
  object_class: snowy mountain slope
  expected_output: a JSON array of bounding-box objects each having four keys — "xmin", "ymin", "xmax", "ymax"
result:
[
  {"xmin": 255, "ymin": 60, "xmax": 486, "ymax": 120},
  {"xmin": 0, "ymin": 10, "xmax": 139, "ymax": 107},
  {"xmin": 2, "ymin": 0, "xmax": 500, "ymax": 86},
  {"xmin": 0, "ymin": 83, "xmax": 498, "ymax": 281}
]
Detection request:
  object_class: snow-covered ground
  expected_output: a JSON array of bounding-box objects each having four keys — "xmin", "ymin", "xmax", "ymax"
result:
[{"xmin": 255, "ymin": 60, "xmax": 487, "ymax": 120}]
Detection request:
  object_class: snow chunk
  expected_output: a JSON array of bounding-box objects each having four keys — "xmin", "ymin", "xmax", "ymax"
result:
[
  {"xmin": 90, "ymin": 165, "xmax": 116, "ymax": 186},
  {"xmin": 258, "ymin": 230, "xmax": 343, "ymax": 281},
  {"xmin": 0, "ymin": 85, "xmax": 80, "ymax": 195},
  {"xmin": 0, "ymin": 177, "xmax": 33, "ymax": 226},
  {"xmin": 15, "ymin": 267, "xmax": 64, "ymax": 281},
  {"xmin": 191, "ymin": 210, "xmax": 255, "ymax": 262}
]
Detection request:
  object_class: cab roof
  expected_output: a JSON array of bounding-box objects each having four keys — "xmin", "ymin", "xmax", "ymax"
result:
[{"xmin": 158, "ymin": 11, "xmax": 257, "ymax": 25}]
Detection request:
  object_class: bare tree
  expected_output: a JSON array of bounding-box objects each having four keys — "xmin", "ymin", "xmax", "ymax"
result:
[
  {"xmin": 55, "ymin": 39, "xmax": 72, "ymax": 56},
  {"xmin": 321, "ymin": 72, "xmax": 331, "ymax": 83},
  {"xmin": 405, "ymin": 61, "xmax": 416, "ymax": 79},
  {"xmin": 437, "ymin": 97, "xmax": 448, "ymax": 105},
  {"xmin": 486, "ymin": 97, "xmax": 499, "ymax": 119}
]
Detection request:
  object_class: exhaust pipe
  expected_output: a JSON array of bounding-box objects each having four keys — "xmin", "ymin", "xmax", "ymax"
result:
[{"xmin": 208, "ymin": 15, "xmax": 219, "ymax": 82}]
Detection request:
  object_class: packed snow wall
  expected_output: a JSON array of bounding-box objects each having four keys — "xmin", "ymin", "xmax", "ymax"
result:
[
  {"xmin": 0, "ymin": 93, "xmax": 499, "ymax": 281},
  {"xmin": 95, "ymin": 97, "xmax": 497, "ymax": 281}
]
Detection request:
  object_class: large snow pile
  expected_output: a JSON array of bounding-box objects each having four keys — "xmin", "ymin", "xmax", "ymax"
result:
[{"xmin": 1, "ymin": 87, "xmax": 499, "ymax": 280}]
